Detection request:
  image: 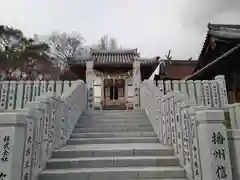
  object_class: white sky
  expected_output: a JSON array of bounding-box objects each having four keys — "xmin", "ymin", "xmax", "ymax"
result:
[{"xmin": 0, "ymin": 0, "xmax": 240, "ymax": 59}]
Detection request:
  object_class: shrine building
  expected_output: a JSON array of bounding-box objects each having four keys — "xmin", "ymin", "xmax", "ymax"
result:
[
  {"xmin": 68, "ymin": 49, "xmax": 157, "ymax": 109},
  {"xmin": 68, "ymin": 49, "xmax": 196, "ymax": 110}
]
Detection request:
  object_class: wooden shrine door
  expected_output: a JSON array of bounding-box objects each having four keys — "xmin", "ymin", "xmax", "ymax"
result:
[{"xmin": 103, "ymin": 79, "xmax": 125, "ymax": 109}]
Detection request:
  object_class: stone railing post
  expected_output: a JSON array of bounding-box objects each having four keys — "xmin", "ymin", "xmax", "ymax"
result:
[
  {"xmin": 186, "ymin": 80, "xmax": 196, "ymax": 102},
  {"xmin": 0, "ymin": 113, "xmax": 27, "ymax": 180},
  {"xmin": 196, "ymin": 110, "xmax": 232, "ymax": 180},
  {"xmin": 210, "ymin": 79, "xmax": 221, "ymax": 108},
  {"xmin": 172, "ymin": 80, "xmax": 180, "ymax": 92},
  {"xmin": 165, "ymin": 80, "xmax": 172, "ymax": 93},
  {"xmin": 7, "ymin": 81, "xmax": 17, "ymax": 110},
  {"xmin": 154, "ymin": 88, "xmax": 164, "ymax": 141},
  {"xmin": 179, "ymin": 80, "xmax": 188, "ymax": 97},
  {"xmin": 55, "ymin": 81, "xmax": 63, "ymax": 97},
  {"xmin": 179, "ymin": 100, "xmax": 195, "ymax": 178},
  {"xmin": 16, "ymin": 81, "xmax": 25, "ymax": 109},
  {"xmin": 32, "ymin": 80, "xmax": 40, "ymax": 101},
  {"xmin": 133, "ymin": 60, "xmax": 141, "ymax": 109},
  {"xmin": 0, "ymin": 81, "xmax": 9, "ymax": 109},
  {"xmin": 157, "ymin": 80, "xmax": 164, "ymax": 93},
  {"xmin": 225, "ymin": 103, "xmax": 240, "ymax": 129},
  {"xmin": 202, "ymin": 80, "xmax": 212, "ymax": 107},
  {"xmin": 215, "ymin": 75, "xmax": 228, "ymax": 107},
  {"xmin": 86, "ymin": 61, "xmax": 94, "ymax": 110},
  {"xmin": 194, "ymin": 80, "xmax": 204, "ymax": 106}
]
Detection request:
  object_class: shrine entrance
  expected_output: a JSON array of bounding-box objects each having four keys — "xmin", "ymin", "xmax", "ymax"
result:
[{"xmin": 103, "ymin": 79, "xmax": 126, "ymax": 110}]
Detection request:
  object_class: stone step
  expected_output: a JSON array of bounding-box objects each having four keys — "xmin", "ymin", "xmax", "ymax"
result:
[
  {"xmin": 52, "ymin": 143, "xmax": 173, "ymax": 158},
  {"xmin": 78, "ymin": 119, "xmax": 149, "ymax": 124},
  {"xmin": 81, "ymin": 113, "xmax": 147, "ymax": 117},
  {"xmin": 86, "ymin": 113, "xmax": 147, "ymax": 117},
  {"xmin": 70, "ymin": 132, "xmax": 156, "ymax": 138},
  {"xmin": 67, "ymin": 137, "xmax": 159, "ymax": 145},
  {"xmin": 86, "ymin": 110, "xmax": 146, "ymax": 115},
  {"xmin": 39, "ymin": 166, "xmax": 185, "ymax": 180},
  {"xmin": 46, "ymin": 156, "xmax": 179, "ymax": 169},
  {"xmin": 88, "ymin": 115, "xmax": 148, "ymax": 119},
  {"xmin": 79, "ymin": 117, "xmax": 149, "ymax": 122},
  {"xmin": 128, "ymin": 179, "xmax": 187, "ymax": 180},
  {"xmin": 73, "ymin": 127, "xmax": 154, "ymax": 133},
  {"xmin": 75, "ymin": 122, "xmax": 151, "ymax": 128}
]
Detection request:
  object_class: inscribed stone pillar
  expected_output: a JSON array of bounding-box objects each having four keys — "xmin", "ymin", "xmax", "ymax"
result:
[
  {"xmin": 165, "ymin": 80, "xmax": 172, "ymax": 93},
  {"xmin": 194, "ymin": 80, "xmax": 204, "ymax": 106},
  {"xmin": 211, "ymin": 80, "xmax": 221, "ymax": 108},
  {"xmin": 157, "ymin": 80, "xmax": 164, "ymax": 95},
  {"xmin": 202, "ymin": 80, "xmax": 212, "ymax": 107},
  {"xmin": 225, "ymin": 103, "xmax": 240, "ymax": 129},
  {"xmin": 172, "ymin": 80, "xmax": 180, "ymax": 92},
  {"xmin": 0, "ymin": 113, "xmax": 27, "ymax": 180},
  {"xmin": 133, "ymin": 60, "xmax": 141, "ymax": 109},
  {"xmin": 55, "ymin": 81, "xmax": 63, "ymax": 97},
  {"xmin": 196, "ymin": 110, "xmax": 232, "ymax": 180},
  {"xmin": 179, "ymin": 80, "xmax": 188, "ymax": 97},
  {"xmin": 86, "ymin": 61, "xmax": 94, "ymax": 109},
  {"xmin": 186, "ymin": 80, "xmax": 196, "ymax": 102},
  {"xmin": 215, "ymin": 75, "xmax": 229, "ymax": 107}
]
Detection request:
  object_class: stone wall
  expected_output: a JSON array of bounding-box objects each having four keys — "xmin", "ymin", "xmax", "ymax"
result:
[
  {"xmin": 0, "ymin": 80, "xmax": 87, "ymax": 180},
  {"xmin": 140, "ymin": 76, "xmax": 233, "ymax": 180}
]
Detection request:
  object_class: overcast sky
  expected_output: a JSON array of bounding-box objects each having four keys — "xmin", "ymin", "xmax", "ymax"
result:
[{"xmin": 0, "ymin": 0, "xmax": 240, "ymax": 59}]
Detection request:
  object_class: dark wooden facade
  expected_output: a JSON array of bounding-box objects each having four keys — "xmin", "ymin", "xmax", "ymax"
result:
[
  {"xmin": 186, "ymin": 23, "xmax": 240, "ymax": 102},
  {"xmin": 164, "ymin": 60, "xmax": 196, "ymax": 80}
]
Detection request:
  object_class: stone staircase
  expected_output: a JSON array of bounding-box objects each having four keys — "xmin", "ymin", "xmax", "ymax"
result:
[{"xmin": 39, "ymin": 110, "xmax": 186, "ymax": 180}]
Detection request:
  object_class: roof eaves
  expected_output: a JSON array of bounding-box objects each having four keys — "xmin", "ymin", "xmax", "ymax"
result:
[
  {"xmin": 91, "ymin": 49, "xmax": 138, "ymax": 54},
  {"xmin": 208, "ymin": 23, "xmax": 240, "ymax": 31},
  {"xmin": 198, "ymin": 28, "xmax": 210, "ymax": 60}
]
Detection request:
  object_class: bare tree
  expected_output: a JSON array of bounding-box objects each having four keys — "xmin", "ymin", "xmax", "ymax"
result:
[
  {"xmin": 47, "ymin": 32, "xmax": 85, "ymax": 65},
  {"xmin": 109, "ymin": 38, "xmax": 118, "ymax": 50},
  {"xmin": 165, "ymin": 50, "xmax": 172, "ymax": 63},
  {"xmin": 92, "ymin": 36, "xmax": 118, "ymax": 51}
]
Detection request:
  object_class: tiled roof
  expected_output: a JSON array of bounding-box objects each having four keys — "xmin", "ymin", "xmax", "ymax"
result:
[
  {"xmin": 191, "ymin": 23, "xmax": 240, "ymax": 77},
  {"xmin": 199, "ymin": 23, "xmax": 240, "ymax": 60},
  {"xmin": 92, "ymin": 50, "xmax": 137, "ymax": 65},
  {"xmin": 139, "ymin": 58, "xmax": 158, "ymax": 65},
  {"xmin": 68, "ymin": 49, "xmax": 165, "ymax": 67},
  {"xmin": 208, "ymin": 23, "xmax": 240, "ymax": 39}
]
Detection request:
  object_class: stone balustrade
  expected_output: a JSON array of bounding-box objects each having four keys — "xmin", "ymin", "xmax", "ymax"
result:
[
  {"xmin": 155, "ymin": 75, "xmax": 228, "ymax": 108},
  {"xmin": 140, "ymin": 77, "xmax": 233, "ymax": 180},
  {"xmin": 0, "ymin": 80, "xmax": 77, "ymax": 110},
  {"xmin": 0, "ymin": 80, "xmax": 87, "ymax": 180}
]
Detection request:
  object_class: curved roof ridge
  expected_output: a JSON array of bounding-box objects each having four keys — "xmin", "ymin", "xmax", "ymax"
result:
[
  {"xmin": 91, "ymin": 48, "xmax": 138, "ymax": 54},
  {"xmin": 139, "ymin": 57, "xmax": 156, "ymax": 60},
  {"xmin": 208, "ymin": 23, "xmax": 240, "ymax": 30}
]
